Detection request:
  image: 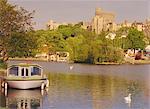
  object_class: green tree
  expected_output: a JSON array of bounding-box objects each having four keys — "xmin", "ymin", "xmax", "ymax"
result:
[
  {"xmin": 96, "ymin": 31, "xmax": 124, "ymax": 63},
  {"xmin": 125, "ymin": 28, "xmax": 146, "ymax": 50},
  {"xmin": 66, "ymin": 35, "xmax": 86, "ymax": 62},
  {"xmin": 0, "ymin": 0, "xmax": 34, "ymax": 62},
  {"xmin": 35, "ymin": 30, "xmax": 67, "ymax": 54},
  {"xmin": 58, "ymin": 24, "xmax": 85, "ymax": 40},
  {"xmin": 8, "ymin": 32, "xmax": 38, "ymax": 58},
  {"xmin": 116, "ymin": 27, "xmax": 146, "ymax": 50}
]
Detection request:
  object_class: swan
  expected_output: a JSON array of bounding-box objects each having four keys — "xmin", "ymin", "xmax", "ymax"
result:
[
  {"xmin": 69, "ymin": 65, "xmax": 73, "ymax": 70},
  {"xmin": 124, "ymin": 93, "xmax": 132, "ymax": 104}
]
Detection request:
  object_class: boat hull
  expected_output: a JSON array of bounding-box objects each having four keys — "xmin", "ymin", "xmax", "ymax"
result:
[{"xmin": 7, "ymin": 79, "xmax": 47, "ymax": 89}]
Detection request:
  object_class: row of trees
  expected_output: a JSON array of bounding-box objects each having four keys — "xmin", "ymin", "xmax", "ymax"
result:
[
  {"xmin": 9, "ymin": 24, "xmax": 148, "ymax": 64},
  {"xmin": 0, "ymin": 0, "xmax": 149, "ymax": 64}
]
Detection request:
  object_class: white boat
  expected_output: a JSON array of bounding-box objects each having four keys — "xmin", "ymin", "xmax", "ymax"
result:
[{"xmin": 5, "ymin": 63, "xmax": 49, "ymax": 89}]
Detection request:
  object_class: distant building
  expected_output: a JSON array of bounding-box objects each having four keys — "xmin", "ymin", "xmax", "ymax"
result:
[
  {"xmin": 145, "ymin": 45, "xmax": 150, "ymax": 57},
  {"xmin": 121, "ymin": 20, "xmax": 132, "ymax": 28},
  {"xmin": 81, "ymin": 21, "xmax": 92, "ymax": 31},
  {"xmin": 35, "ymin": 51, "xmax": 69, "ymax": 62},
  {"xmin": 92, "ymin": 8, "xmax": 115, "ymax": 34},
  {"xmin": 118, "ymin": 20, "xmax": 145, "ymax": 32},
  {"xmin": 46, "ymin": 20, "xmax": 68, "ymax": 30},
  {"xmin": 143, "ymin": 19, "xmax": 150, "ymax": 38},
  {"xmin": 132, "ymin": 21, "xmax": 144, "ymax": 31},
  {"xmin": 49, "ymin": 52, "xmax": 69, "ymax": 62},
  {"xmin": 46, "ymin": 20, "xmax": 59, "ymax": 30}
]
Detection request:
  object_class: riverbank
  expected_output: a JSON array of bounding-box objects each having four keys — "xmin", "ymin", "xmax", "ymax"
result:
[
  {"xmin": 9, "ymin": 57, "xmax": 48, "ymax": 62},
  {"xmin": 133, "ymin": 60, "xmax": 150, "ymax": 64},
  {"xmin": 8, "ymin": 57, "xmax": 150, "ymax": 65},
  {"xmin": 95, "ymin": 62, "xmax": 121, "ymax": 65}
]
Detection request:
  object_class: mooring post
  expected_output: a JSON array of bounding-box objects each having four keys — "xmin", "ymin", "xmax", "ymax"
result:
[
  {"xmin": 4, "ymin": 82, "xmax": 7, "ymax": 96},
  {"xmin": 46, "ymin": 79, "xmax": 49, "ymax": 88},
  {"xmin": 5, "ymin": 82, "xmax": 7, "ymax": 90},
  {"xmin": 41, "ymin": 82, "xmax": 44, "ymax": 90},
  {"xmin": 41, "ymin": 89, "xmax": 44, "ymax": 96},
  {"xmin": 5, "ymin": 89, "xmax": 7, "ymax": 96}
]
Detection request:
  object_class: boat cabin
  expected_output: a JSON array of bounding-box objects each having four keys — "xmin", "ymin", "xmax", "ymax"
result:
[{"xmin": 7, "ymin": 63, "xmax": 43, "ymax": 78}]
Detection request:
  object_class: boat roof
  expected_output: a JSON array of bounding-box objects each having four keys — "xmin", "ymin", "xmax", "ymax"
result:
[{"xmin": 8, "ymin": 63, "xmax": 42, "ymax": 68}]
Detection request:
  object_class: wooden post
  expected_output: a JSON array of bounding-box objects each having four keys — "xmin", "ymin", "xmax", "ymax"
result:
[
  {"xmin": 41, "ymin": 83, "xmax": 44, "ymax": 90},
  {"xmin": 5, "ymin": 82, "xmax": 7, "ymax": 90},
  {"xmin": 46, "ymin": 79, "xmax": 49, "ymax": 88},
  {"xmin": 41, "ymin": 89, "xmax": 44, "ymax": 96},
  {"xmin": 4, "ymin": 82, "xmax": 7, "ymax": 96}
]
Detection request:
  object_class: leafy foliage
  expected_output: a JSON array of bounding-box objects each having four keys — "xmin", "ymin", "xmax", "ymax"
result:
[
  {"xmin": 126, "ymin": 28, "xmax": 145, "ymax": 50},
  {"xmin": 8, "ymin": 32, "xmax": 38, "ymax": 57},
  {"xmin": 0, "ymin": 0, "xmax": 34, "ymax": 62}
]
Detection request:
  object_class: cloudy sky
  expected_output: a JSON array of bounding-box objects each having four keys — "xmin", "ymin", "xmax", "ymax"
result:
[{"xmin": 9, "ymin": 0, "xmax": 150, "ymax": 29}]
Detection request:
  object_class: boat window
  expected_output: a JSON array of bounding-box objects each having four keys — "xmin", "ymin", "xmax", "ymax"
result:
[
  {"xmin": 31, "ymin": 67, "xmax": 41, "ymax": 76},
  {"xmin": 26, "ymin": 68, "xmax": 28, "ymax": 76},
  {"xmin": 9, "ymin": 67, "xmax": 18, "ymax": 76},
  {"xmin": 21, "ymin": 68, "xmax": 24, "ymax": 76}
]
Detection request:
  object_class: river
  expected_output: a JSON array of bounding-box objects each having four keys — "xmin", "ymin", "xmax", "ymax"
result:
[{"xmin": 0, "ymin": 60, "xmax": 150, "ymax": 109}]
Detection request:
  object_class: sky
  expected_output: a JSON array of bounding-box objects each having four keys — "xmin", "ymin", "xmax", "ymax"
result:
[{"xmin": 8, "ymin": 0, "xmax": 150, "ymax": 30}]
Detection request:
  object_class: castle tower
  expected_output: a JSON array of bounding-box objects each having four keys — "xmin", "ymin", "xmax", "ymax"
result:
[{"xmin": 92, "ymin": 8, "xmax": 115, "ymax": 34}]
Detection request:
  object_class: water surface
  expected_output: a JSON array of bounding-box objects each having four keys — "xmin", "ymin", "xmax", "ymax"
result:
[{"xmin": 0, "ymin": 61, "xmax": 149, "ymax": 109}]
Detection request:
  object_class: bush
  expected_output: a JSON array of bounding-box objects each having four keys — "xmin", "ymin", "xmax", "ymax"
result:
[
  {"xmin": 98, "ymin": 47, "xmax": 124, "ymax": 63},
  {"xmin": 0, "ymin": 60, "xmax": 7, "ymax": 69}
]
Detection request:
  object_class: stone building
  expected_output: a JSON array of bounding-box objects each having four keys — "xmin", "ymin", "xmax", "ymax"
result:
[
  {"xmin": 121, "ymin": 20, "xmax": 132, "ymax": 28},
  {"xmin": 144, "ymin": 19, "xmax": 150, "ymax": 38},
  {"xmin": 46, "ymin": 20, "xmax": 59, "ymax": 30},
  {"xmin": 132, "ymin": 21, "xmax": 144, "ymax": 31},
  {"xmin": 46, "ymin": 20, "xmax": 68, "ymax": 30},
  {"xmin": 92, "ymin": 8, "xmax": 115, "ymax": 34},
  {"xmin": 80, "ymin": 21, "xmax": 92, "ymax": 31},
  {"xmin": 119, "ymin": 20, "xmax": 145, "ymax": 32}
]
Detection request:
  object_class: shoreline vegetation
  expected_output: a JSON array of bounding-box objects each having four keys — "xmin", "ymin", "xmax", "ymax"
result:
[{"xmin": 8, "ymin": 57, "xmax": 150, "ymax": 65}]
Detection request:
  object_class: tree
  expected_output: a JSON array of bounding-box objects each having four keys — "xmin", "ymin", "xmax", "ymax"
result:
[
  {"xmin": 95, "ymin": 31, "xmax": 124, "ymax": 63},
  {"xmin": 125, "ymin": 28, "xmax": 146, "ymax": 50},
  {"xmin": 8, "ymin": 31, "xmax": 38, "ymax": 58},
  {"xmin": 66, "ymin": 34, "xmax": 87, "ymax": 62},
  {"xmin": 116, "ymin": 27, "xmax": 146, "ymax": 50},
  {"xmin": 35, "ymin": 30, "xmax": 67, "ymax": 54},
  {"xmin": 0, "ymin": 0, "xmax": 34, "ymax": 62},
  {"xmin": 58, "ymin": 24, "xmax": 85, "ymax": 40}
]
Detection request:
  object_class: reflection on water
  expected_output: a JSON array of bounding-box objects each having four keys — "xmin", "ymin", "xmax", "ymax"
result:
[
  {"xmin": 47, "ymin": 73, "xmax": 150, "ymax": 109},
  {"xmin": 0, "ymin": 89, "xmax": 46, "ymax": 109},
  {"xmin": 0, "ymin": 72, "xmax": 150, "ymax": 109}
]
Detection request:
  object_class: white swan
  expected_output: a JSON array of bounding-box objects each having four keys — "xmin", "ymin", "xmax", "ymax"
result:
[
  {"xmin": 69, "ymin": 65, "xmax": 73, "ymax": 70},
  {"xmin": 124, "ymin": 93, "xmax": 132, "ymax": 107},
  {"xmin": 124, "ymin": 93, "xmax": 131, "ymax": 103}
]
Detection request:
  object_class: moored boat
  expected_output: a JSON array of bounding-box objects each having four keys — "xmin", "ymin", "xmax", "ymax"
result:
[{"xmin": 4, "ymin": 63, "xmax": 49, "ymax": 89}]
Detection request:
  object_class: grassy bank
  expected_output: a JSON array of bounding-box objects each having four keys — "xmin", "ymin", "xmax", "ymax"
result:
[
  {"xmin": 133, "ymin": 60, "xmax": 150, "ymax": 64},
  {"xmin": 9, "ymin": 57, "xmax": 48, "ymax": 61}
]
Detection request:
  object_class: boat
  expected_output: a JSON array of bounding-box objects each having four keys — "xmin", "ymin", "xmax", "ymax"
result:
[{"xmin": 4, "ymin": 63, "xmax": 49, "ymax": 89}]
